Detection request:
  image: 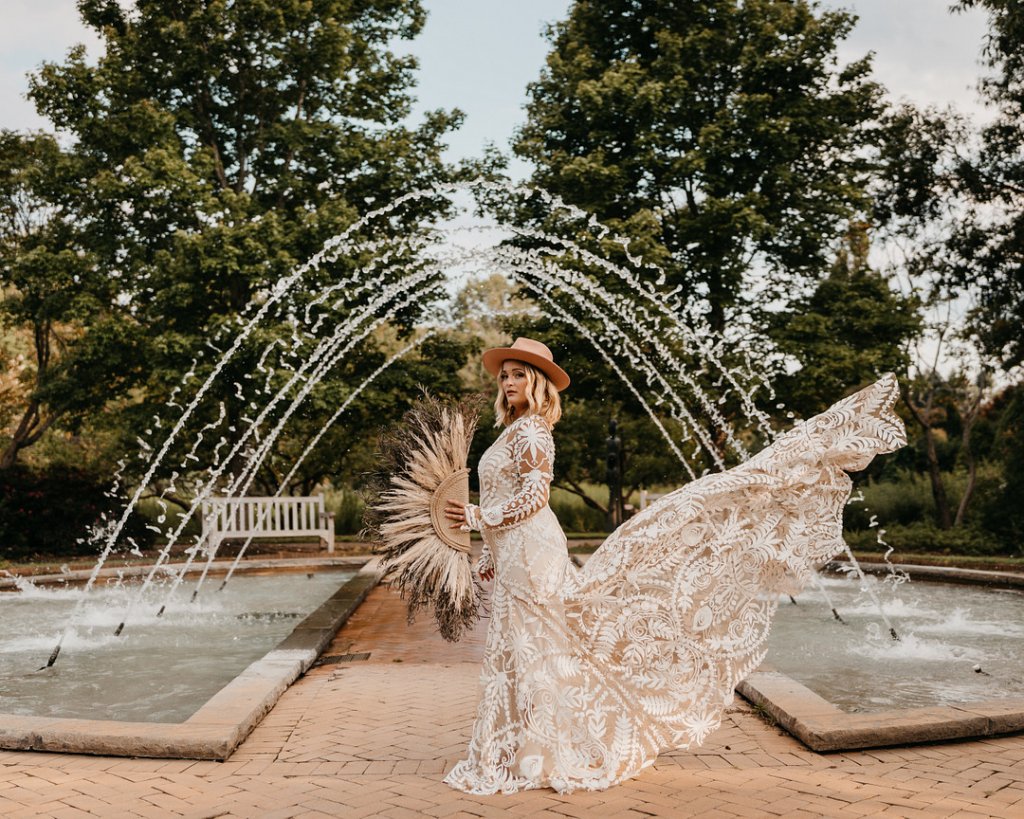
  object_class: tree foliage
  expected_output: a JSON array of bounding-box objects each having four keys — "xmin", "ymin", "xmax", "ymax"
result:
[
  {"xmin": 768, "ymin": 224, "xmax": 921, "ymax": 418},
  {"xmin": 515, "ymin": 0, "xmax": 885, "ymax": 332},
  {"xmin": 0, "ymin": 129, "xmax": 142, "ymax": 469},
  {"xmin": 504, "ymin": 0, "xmax": 910, "ymax": 493},
  {"xmin": 1, "ymin": 0, "xmax": 1021, "ymax": 556},
  {"xmin": 1, "ymin": 0, "xmax": 465, "ymax": 475},
  {"xmin": 923, "ymin": 1, "xmax": 1024, "ymax": 368}
]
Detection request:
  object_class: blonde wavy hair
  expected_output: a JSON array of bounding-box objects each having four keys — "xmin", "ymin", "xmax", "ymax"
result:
[{"xmin": 493, "ymin": 360, "xmax": 562, "ymax": 427}]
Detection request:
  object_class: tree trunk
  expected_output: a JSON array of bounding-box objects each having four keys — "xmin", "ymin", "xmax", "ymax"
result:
[
  {"xmin": 553, "ymin": 478, "xmax": 607, "ymax": 515},
  {"xmin": 954, "ymin": 390, "xmax": 983, "ymax": 527},
  {"xmin": 0, "ymin": 433, "xmax": 21, "ymax": 470},
  {"xmin": 901, "ymin": 387, "xmax": 954, "ymax": 530},
  {"xmin": 1, "ymin": 319, "xmax": 55, "ymax": 469},
  {"xmin": 0, "ymin": 399, "xmax": 54, "ymax": 469},
  {"xmin": 923, "ymin": 427, "xmax": 954, "ymax": 529},
  {"xmin": 955, "ymin": 445, "xmax": 977, "ymax": 528}
]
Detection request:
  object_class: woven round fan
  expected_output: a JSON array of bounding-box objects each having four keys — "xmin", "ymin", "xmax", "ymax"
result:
[{"xmin": 364, "ymin": 394, "xmax": 482, "ymax": 642}]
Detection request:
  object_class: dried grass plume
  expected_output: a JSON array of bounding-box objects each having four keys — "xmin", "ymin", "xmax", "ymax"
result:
[{"xmin": 364, "ymin": 393, "xmax": 483, "ymax": 642}]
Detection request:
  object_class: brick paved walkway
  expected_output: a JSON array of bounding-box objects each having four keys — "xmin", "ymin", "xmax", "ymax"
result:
[{"xmin": 2, "ymin": 583, "xmax": 1024, "ymax": 817}]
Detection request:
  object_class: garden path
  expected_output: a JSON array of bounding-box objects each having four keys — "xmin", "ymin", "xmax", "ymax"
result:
[{"xmin": 1, "ymin": 583, "xmax": 1023, "ymax": 817}]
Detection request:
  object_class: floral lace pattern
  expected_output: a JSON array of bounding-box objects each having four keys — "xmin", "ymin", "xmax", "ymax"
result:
[
  {"xmin": 444, "ymin": 375, "xmax": 906, "ymax": 795},
  {"xmin": 463, "ymin": 413, "xmax": 555, "ymax": 574}
]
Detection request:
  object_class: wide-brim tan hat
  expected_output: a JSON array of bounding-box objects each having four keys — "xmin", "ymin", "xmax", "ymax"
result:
[{"xmin": 482, "ymin": 337, "xmax": 570, "ymax": 391}]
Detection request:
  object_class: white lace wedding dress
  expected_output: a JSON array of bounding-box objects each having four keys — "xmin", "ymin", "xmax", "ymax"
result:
[{"xmin": 444, "ymin": 374, "xmax": 906, "ymax": 795}]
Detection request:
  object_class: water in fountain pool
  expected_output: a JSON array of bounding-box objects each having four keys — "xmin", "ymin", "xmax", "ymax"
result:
[
  {"xmin": 766, "ymin": 574, "xmax": 1024, "ymax": 712},
  {"xmin": 0, "ymin": 570, "xmax": 353, "ymax": 723}
]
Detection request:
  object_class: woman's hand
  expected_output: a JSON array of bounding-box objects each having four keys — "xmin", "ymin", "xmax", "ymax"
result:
[
  {"xmin": 447, "ymin": 501, "xmax": 493, "ymax": 579},
  {"xmin": 449, "ymin": 501, "xmax": 495, "ymax": 581},
  {"xmin": 444, "ymin": 499, "xmax": 469, "ymax": 531}
]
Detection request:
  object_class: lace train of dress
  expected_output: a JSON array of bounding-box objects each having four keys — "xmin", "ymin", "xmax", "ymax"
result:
[{"xmin": 444, "ymin": 374, "xmax": 907, "ymax": 795}]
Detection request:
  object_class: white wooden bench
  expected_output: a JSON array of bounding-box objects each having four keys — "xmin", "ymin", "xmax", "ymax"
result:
[
  {"xmin": 639, "ymin": 489, "xmax": 669, "ymax": 511},
  {"xmin": 200, "ymin": 496, "xmax": 335, "ymax": 553}
]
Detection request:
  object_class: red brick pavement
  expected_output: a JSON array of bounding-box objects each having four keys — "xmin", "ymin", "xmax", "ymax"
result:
[{"xmin": 2, "ymin": 583, "xmax": 1023, "ymax": 817}]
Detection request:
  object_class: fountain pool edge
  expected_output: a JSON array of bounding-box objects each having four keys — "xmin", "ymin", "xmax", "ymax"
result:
[
  {"xmin": 0, "ymin": 560, "xmax": 381, "ymax": 760},
  {"xmin": 827, "ymin": 560, "xmax": 1024, "ymax": 590},
  {"xmin": 739, "ymin": 563, "xmax": 1024, "ymax": 751},
  {"xmin": 737, "ymin": 669, "xmax": 1024, "ymax": 752}
]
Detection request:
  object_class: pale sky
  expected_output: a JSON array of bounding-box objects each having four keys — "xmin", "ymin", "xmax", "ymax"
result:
[{"xmin": 1, "ymin": 1, "xmax": 992, "ymax": 180}]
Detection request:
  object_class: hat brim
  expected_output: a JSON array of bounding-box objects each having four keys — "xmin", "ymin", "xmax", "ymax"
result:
[{"xmin": 482, "ymin": 347, "xmax": 571, "ymax": 391}]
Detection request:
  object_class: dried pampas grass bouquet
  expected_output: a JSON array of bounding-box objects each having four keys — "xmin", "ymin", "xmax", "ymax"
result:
[{"xmin": 364, "ymin": 393, "xmax": 483, "ymax": 642}]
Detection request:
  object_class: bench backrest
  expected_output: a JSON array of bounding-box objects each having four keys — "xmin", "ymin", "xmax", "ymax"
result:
[
  {"xmin": 201, "ymin": 496, "xmax": 329, "ymax": 537},
  {"xmin": 639, "ymin": 489, "xmax": 668, "ymax": 511}
]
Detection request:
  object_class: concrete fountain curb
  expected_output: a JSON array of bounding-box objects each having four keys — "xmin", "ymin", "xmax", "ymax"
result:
[
  {"xmin": 828, "ymin": 559, "xmax": 1024, "ymax": 589},
  {"xmin": 731, "ymin": 560, "xmax": 1024, "ymax": 751},
  {"xmin": 737, "ymin": 670, "xmax": 1024, "ymax": 752},
  {"xmin": 0, "ymin": 559, "xmax": 381, "ymax": 760},
  {"xmin": 0, "ymin": 555, "xmax": 370, "ymax": 590}
]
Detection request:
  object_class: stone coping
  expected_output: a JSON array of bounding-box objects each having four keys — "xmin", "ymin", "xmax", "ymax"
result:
[
  {"xmin": 737, "ymin": 669, "xmax": 1024, "ymax": 752},
  {"xmin": 744, "ymin": 560, "xmax": 1024, "ymax": 750},
  {"xmin": 0, "ymin": 559, "xmax": 381, "ymax": 760},
  {"xmin": 828, "ymin": 559, "xmax": 1024, "ymax": 589},
  {"xmin": 0, "ymin": 555, "xmax": 369, "ymax": 591}
]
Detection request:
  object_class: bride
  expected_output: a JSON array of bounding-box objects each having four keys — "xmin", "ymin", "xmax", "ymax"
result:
[{"xmin": 442, "ymin": 337, "xmax": 906, "ymax": 795}]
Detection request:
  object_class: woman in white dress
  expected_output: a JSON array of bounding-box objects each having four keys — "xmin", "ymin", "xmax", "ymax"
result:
[{"xmin": 443, "ymin": 337, "xmax": 906, "ymax": 795}]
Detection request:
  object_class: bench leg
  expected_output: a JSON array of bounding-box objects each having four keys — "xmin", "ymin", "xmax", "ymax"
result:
[{"xmin": 324, "ymin": 513, "xmax": 335, "ymax": 553}]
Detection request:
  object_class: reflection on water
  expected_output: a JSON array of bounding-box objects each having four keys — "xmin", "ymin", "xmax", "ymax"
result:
[
  {"xmin": 0, "ymin": 570, "xmax": 353, "ymax": 722},
  {"xmin": 767, "ymin": 575, "xmax": 1024, "ymax": 712}
]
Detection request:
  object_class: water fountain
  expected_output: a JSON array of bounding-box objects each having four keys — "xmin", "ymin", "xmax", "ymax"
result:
[
  {"xmin": 767, "ymin": 573, "xmax": 1024, "ymax": 713},
  {"xmin": 42, "ymin": 179, "xmax": 790, "ymax": 657},
  {"xmin": 1, "ymin": 568, "xmax": 358, "ymax": 723},
  {"xmin": 2, "ymin": 179, "xmax": 1018, "ymax": 757}
]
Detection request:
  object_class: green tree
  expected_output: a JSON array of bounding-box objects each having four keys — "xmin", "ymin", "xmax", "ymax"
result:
[
  {"xmin": 504, "ymin": 0, "xmax": 893, "ymax": 492},
  {"xmin": 515, "ymin": 0, "xmax": 884, "ymax": 333},
  {"xmin": 985, "ymin": 384, "xmax": 1024, "ymax": 545},
  {"xmin": 869, "ymin": 86, "xmax": 1014, "ymax": 533},
  {"xmin": 253, "ymin": 331, "xmax": 473, "ymax": 497},
  {"xmin": 0, "ymin": 130, "xmax": 141, "ymax": 469},
  {"xmin": 901, "ymin": 368, "xmax": 985, "ymax": 531},
  {"xmin": 946, "ymin": 1, "xmax": 1024, "ymax": 368},
  {"xmin": 768, "ymin": 223, "xmax": 921, "ymax": 419},
  {"xmin": 1, "ymin": 0, "xmax": 464, "ymax": 472}
]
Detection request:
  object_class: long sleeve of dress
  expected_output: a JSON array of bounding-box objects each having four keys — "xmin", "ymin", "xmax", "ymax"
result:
[{"xmin": 465, "ymin": 414, "xmax": 555, "ymax": 532}]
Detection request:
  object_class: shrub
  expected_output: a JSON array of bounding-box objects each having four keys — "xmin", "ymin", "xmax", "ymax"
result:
[
  {"xmin": 846, "ymin": 462, "xmax": 1005, "ymax": 531},
  {"xmin": 323, "ymin": 486, "xmax": 366, "ymax": 535},
  {"xmin": 844, "ymin": 521, "xmax": 1007, "ymax": 556},
  {"xmin": 134, "ymin": 496, "xmax": 201, "ymax": 540},
  {"xmin": 845, "ymin": 469, "xmax": 933, "ymax": 529},
  {"xmin": 550, "ymin": 485, "xmax": 609, "ymax": 534},
  {"xmin": 0, "ymin": 466, "xmax": 153, "ymax": 560}
]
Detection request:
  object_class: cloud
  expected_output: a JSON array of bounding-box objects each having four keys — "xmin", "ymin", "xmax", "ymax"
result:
[
  {"xmin": 1, "ymin": 0, "xmax": 102, "ymax": 131},
  {"xmin": 820, "ymin": 0, "xmax": 990, "ymax": 119},
  {"xmin": 0, "ymin": 0, "xmax": 996, "ymax": 153}
]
